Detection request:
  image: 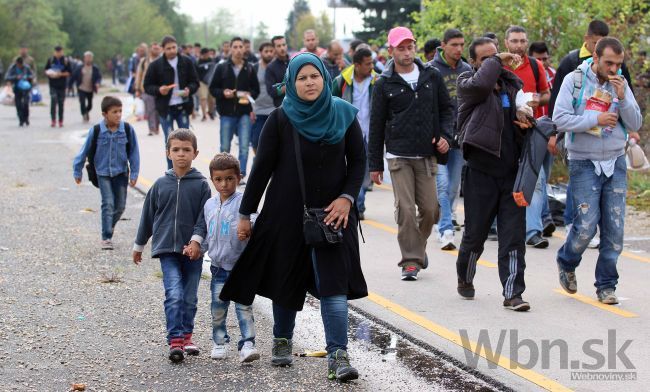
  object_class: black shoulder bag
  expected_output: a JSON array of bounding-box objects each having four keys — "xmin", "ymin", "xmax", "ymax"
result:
[{"xmin": 292, "ymin": 128, "xmax": 343, "ymax": 247}]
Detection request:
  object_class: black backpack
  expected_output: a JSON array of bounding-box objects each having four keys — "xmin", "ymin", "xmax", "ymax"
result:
[
  {"xmin": 528, "ymin": 56, "xmax": 541, "ymax": 89},
  {"xmin": 86, "ymin": 123, "xmax": 134, "ymax": 188}
]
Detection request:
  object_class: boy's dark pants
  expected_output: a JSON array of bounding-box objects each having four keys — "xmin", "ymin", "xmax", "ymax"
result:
[
  {"xmin": 98, "ymin": 173, "xmax": 128, "ymax": 240},
  {"xmin": 14, "ymin": 89, "xmax": 30, "ymax": 124},
  {"xmin": 456, "ymin": 167, "xmax": 527, "ymax": 299},
  {"xmin": 50, "ymin": 87, "xmax": 65, "ymax": 122}
]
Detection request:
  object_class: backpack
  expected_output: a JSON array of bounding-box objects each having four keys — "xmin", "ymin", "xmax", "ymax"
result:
[
  {"xmin": 528, "ymin": 56, "xmax": 541, "ymax": 88},
  {"xmin": 86, "ymin": 122, "xmax": 134, "ymax": 188}
]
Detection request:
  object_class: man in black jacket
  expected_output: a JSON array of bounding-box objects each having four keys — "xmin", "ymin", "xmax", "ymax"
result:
[
  {"xmin": 455, "ymin": 37, "xmax": 532, "ymax": 311},
  {"xmin": 265, "ymin": 36, "xmax": 290, "ymax": 107},
  {"xmin": 144, "ymin": 35, "xmax": 199, "ymax": 169},
  {"xmin": 369, "ymin": 26, "xmax": 454, "ymax": 281},
  {"xmin": 209, "ymin": 37, "xmax": 260, "ymax": 181}
]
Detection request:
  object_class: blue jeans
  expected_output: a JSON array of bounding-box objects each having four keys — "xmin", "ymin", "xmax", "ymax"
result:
[
  {"xmin": 436, "ymin": 148, "xmax": 464, "ymax": 234},
  {"xmin": 220, "ymin": 115, "xmax": 251, "ymax": 177},
  {"xmin": 272, "ymin": 251, "xmax": 349, "ymax": 356},
  {"xmin": 159, "ymin": 253, "xmax": 203, "ymax": 343},
  {"xmin": 210, "ymin": 266, "xmax": 256, "ymax": 350},
  {"xmin": 98, "ymin": 173, "xmax": 128, "ymax": 240},
  {"xmin": 525, "ymin": 152, "xmax": 554, "ymax": 240},
  {"xmin": 159, "ymin": 105, "xmax": 190, "ymax": 169},
  {"xmin": 556, "ymin": 157, "xmax": 626, "ymax": 291},
  {"xmin": 251, "ymin": 114, "xmax": 269, "ymax": 151},
  {"xmin": 564, "ymin": 181, "xmax": 575, "ymax": 226}
]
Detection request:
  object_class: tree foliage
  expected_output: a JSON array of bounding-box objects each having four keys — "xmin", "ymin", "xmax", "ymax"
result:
[
  {"xmin": 289, "ymin": 12, "xmax": 335, "ymax": 50},
  {"xmin": 185, "ymin": 8, "xmax": 238, "ymax": 49},
  {"xmin": 342, "ymin": 0, "xmax": 420, "ymax": 42},
  {"xmin": 285, "ymin": 0, "xmax": 311, "ymax": 49}
]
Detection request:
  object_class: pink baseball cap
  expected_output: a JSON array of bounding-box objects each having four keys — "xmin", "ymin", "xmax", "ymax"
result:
[{"xmin": 387, "ymin": 27, "xmax": 416, "ymax": 47}]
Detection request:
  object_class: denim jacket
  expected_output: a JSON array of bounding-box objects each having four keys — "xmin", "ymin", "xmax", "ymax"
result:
[{"xmin": 72, "ymin": 120, "xmax": 140, "ymax": 181}]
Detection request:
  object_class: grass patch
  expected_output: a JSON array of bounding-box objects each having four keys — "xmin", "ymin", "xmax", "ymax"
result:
[{"xmin": 551, "ymin": 159, "xmax": 650, "ymax": 212}]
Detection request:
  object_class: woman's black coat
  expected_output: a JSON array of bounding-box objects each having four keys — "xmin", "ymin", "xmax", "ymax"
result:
[{"xmin": 220, "ymin": 108, "xmax": 368, "ymax": 311}]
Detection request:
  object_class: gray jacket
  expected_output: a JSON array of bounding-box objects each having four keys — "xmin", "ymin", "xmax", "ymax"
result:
[
  {"xmin": 552, "ymin": 60, "xmax": 642, "ymax": 161},
  {"xmin": 201, "ymin": 192, "xmax": 257, "ymax": 271},
  {"xmin": 134, "ymin": 168, "xmax": 211, "ymax": 257}
]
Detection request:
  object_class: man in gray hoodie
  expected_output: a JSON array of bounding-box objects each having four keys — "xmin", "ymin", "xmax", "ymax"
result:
[
  {"xmin": 430, "ymin": 28, "xmax": 472, "ymax": 250},
  {"xmin": 553, "ymin": 37, "xmax": 642, "ymax": 305}
]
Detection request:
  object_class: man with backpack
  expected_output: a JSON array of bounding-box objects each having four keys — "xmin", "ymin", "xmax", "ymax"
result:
[
  {"xmin": 552, "ymin": 37, "xmax": 642, "ymax": 305},
  {"xmin": 504, "ymin": 26, "xmax": 553, "ymax": 249},
  {"xmin": 209, "ymin": 37, "xmax": 260, "ymax": 183}
]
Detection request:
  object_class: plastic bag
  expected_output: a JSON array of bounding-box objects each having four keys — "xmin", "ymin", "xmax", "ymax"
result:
[
  {"xmin": 0, "ymin": 85, "xmax": 14, "ymax": 105},
  {"xmin": 121, "ymin": 95, "xmax": 135, "ymax": 121},
  {"xmin": 134, "ymin": 97, "xmax": 145, "ymax": 117}
]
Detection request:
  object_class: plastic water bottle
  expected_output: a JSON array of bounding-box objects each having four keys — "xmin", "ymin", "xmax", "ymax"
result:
[{"xmin": 604, "ymin": 97, "xmax": 619, "ymax": 135}]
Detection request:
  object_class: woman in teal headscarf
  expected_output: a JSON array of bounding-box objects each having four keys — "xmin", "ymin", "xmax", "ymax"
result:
[{"xmin": 221, "ymin": 53, "xmax": 367, "ymax": 382}]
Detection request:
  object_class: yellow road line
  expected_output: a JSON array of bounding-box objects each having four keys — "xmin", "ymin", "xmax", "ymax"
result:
[
  {"xmin": 366, "ymin": 292, "xmax": 573, "ymax": 392},
  {"xmin": 552, "ymin": 233, "xmax": 650, "ymax": 264},
  {"xmin": 553, "ymin": 289, "xmax": 639, "ymax": 318},
  {"xmin": 138, "ymin": 177, "xmax": 153, "ymax": 187},
  {"xmin": 363, "ymin": 219, "xmax": 496, "ymax": 268}
]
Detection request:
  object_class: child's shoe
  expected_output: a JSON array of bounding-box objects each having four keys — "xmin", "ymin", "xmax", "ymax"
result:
[
  {"xmin": 184, "ymin": 333, "xmax": 199, "ymax": 356},
  {"xmin": 239, "ymin": 341, "xmax": 260, "ymax": 363},
  {"xmin": 169, "ymin": 337, "xmax": 185, "ymax": 363},
  {"xmin": 211, "ymin": 343, "xmax": 227, "ymax": 359},
  {"xmin": 101, "ymin": 240, "xmax": 113, "ymax": 250}
]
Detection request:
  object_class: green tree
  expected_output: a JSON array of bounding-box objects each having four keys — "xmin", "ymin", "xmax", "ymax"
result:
[
  {"xmin": 254, "ymin": 21, "xmax": 270, "ymax": 45},
  {"xmin": 285, "ymin": 0, "xmax": 311, "ymax": 49},
  {"xmin": 342, "ymin": 0, "xmax": 420, "ymax": 42},
  {"xmin": 290, "ymin": 11, "xmax": 334, "ymax": 50},
  {"xmin": 0, "ymin": 0, "xmax": 68, "ymax": 70},
  {"xmin": 148, "ymin": 0, "xmax": 189, "ymax": 42},
  {"xmin": 185, "ymin": 8, "xmax": 238, "ymax": 49}
]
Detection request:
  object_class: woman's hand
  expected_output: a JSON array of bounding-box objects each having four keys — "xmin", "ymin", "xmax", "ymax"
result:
[{"xmin": 324, "ymin": 197, "xmax": 352, "ymax": 230}]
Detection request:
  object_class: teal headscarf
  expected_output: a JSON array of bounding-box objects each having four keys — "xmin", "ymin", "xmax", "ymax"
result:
[{"xmin": 281, "ymin": 53, "xmax": 358, "ymax": 145}]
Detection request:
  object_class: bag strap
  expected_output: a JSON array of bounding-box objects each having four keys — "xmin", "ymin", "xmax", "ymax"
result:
[
  {"xmin": 88, "ymin": 124, "xmax": 101, "ymax": 164},
  {"xmin": 528, "ymin": 56, "xmax": 540, "ymax": 87},
  {"xmin": 124, "ymin": 121, "xmax": 133, "ymax": 158}
]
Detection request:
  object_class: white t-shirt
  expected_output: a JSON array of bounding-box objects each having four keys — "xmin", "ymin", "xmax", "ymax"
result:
[
  {"xmin": 399, "ymin": 66, "xmax": 419, "ymax": 90},
  {"xmin": 352, "ymin": 76, "xmax": 372, "ymax": 139},
  {"xmin": 386, "ymin": 65, "xmax": 423, "ymax": 159},
  {"xmin": 168, "ymin": 56, "xmax": 183, "ymax": 106}
]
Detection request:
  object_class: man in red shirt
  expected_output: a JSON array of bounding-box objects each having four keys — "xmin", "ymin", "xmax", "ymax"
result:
[
  {"xmin": 504, "ymin": 26, "xmax": 554, "ymax": 249},
  {"xmin": 529, "ymin": 41, "xmax": 556, "ymax": 117}
]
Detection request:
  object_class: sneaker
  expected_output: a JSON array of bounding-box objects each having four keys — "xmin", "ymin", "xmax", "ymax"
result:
[
  {"xmin": 183, "ymin": 333, "xmax": 199, "ymax": 356},
  {"xmin": 401, "ymin": 265, "xmax": 419, "ymax": 281},
  {"xmin": 101, "ymin": 240, "xmax": 114, "ymax": 250},
  {"xmin": 422, "ymin": 253, "xmax": 429, "ymax": 270},
  {"xmin": 542, "ymin": 221, "xmax": 556, "ymax": 237},
  {"xmin": 440, "ymin": 230, "xmax": 456, "ymax": 250},
  {"xmin": 327, "ymin": 349, "xmax": 359, "ymax": 382},
  {"xmin": 597, "ymin": 288, "xmax": 618, "ymax": 305},
  {"xmin": 588, "ymin": 237, "xmax": 600, "ymax": 249},
  {"xmin": 452, "ymin": 219, "xmax": 462, "ymax": 231},
  {"xmin": 239, "ymin": 179, "xmax": 247, "ymax": 186},
  {"xmin": 210, "ymin": 343, "xmax": 227, "ymax": 359},
  {"xmin": 526, "ymin": 234, "xmax": 549, "ymax": 249},
  {"xmin": 503, "ymin": 297, "xmax": 531, "ymax": 311},
  {"xmin": 51, "ymin": 121, "xmax": 56, "ymax": 128},
  {"xmin": 271, "ymin": 338, "xmax": 293, "ymax": 366},
  {"xmin": 557, "ymin": 264, "xmax": 577, "ymax": 294},
  {"xmin": 487, "ymin": 227, "xmax": 498, "ymax": 241},
  {"xmin": 169, "ymin": 337, "xmax": 185, "ymax": 363},
  {"xmin": 239, "ymin": 341, "xmax": 260, "ymax": 363},
  {"xmin": 358, "ymin": 211, "xmax": 365, "ymax": 221},
  {"xmin": 457, "ymin": 280, "xmax": 475, "ymax": 299},
  {"xmin": 59, "ymin": 121, "xmax": 64, "ymax": 128}
]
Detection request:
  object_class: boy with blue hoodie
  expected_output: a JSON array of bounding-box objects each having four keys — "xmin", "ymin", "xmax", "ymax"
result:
[
  {"xmin": 73, "ymin": 96, "xmax": 140, "ymax": 250},
  {"xmin": 553, "ymin": 37, "xmax": 642, "ymax": 305},
  {"xmin": 202, "ymin": 153, "xmax": 259, "ymax": 363},
  {"xmin": 132, "ymin": 129, "xmax": 211, "ymax": 363}
]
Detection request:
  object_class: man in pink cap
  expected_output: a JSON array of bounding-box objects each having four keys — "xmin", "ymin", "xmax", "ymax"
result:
[{"xmin": 369, "ymin": 26, "xmax": 454, "ymax": 281}]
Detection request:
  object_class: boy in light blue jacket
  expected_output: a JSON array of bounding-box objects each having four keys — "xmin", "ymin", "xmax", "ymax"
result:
[
  {"xmin": 552, "ymin": 37, "xmax": 642, "ymax": 305},
  {"xmin": 202, "ymin": 152, "xmax": 260, "ymax": 363}
]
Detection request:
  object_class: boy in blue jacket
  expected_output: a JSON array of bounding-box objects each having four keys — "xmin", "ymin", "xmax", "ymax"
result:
[
  {"xmin": 132, "ymin": 129, "xmax": 211, "ymax": 363},
  {"xmin": 73, "ymin": 96, "xmax": 140, "ymax": 250},
  {"xmin": 202, "ymin": 153, "xmax": 259, "ymax": 363}
]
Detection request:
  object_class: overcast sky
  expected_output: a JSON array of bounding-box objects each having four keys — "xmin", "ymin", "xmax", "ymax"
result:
[{"xmin": 177, "ymin": 0, "xmax": 364, "ymax": 39}]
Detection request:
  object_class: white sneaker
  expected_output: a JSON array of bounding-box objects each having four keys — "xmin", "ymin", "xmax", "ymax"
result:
[
  {"xmin": 239, "ymin": 341, "xmax": 260, "ymax": 363},
  {"xmin": 101, "ymin": 239, "xmax": 113, "ymax": 250},
  {"xmin": 211, "ymin": 343, "xmax": 227, "ymax": 360},
  {"xmin": 588, "ymin": 237, "xmax": 600, "ymax": 249},
  {"xmin": 440, "ymin": 230, "xmax": 456, "ymax": 251}
]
